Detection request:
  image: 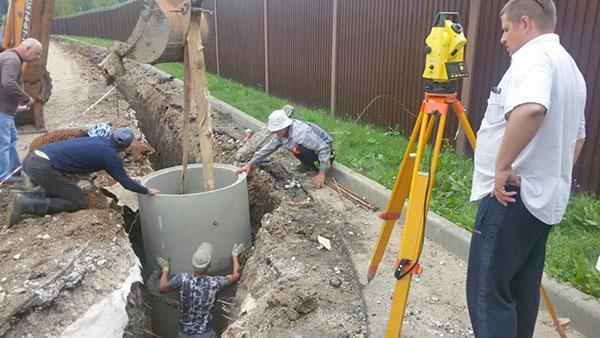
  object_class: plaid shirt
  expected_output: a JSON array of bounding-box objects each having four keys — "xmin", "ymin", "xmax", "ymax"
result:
[
  {"xmin": 168, "ymin": 273, "xmax": 231, "ymax": 335},
  {"xmin": 250, "ymin": 119, "xmax": 333, "ymax": 173}
]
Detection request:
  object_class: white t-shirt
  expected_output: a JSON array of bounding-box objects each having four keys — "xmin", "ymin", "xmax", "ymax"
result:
[{"xmin": 470, "ymin": 34, "xmax": 586, "ymax": 225}]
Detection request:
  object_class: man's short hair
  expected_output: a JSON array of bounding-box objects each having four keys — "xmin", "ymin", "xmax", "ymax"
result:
[
  {"xmin": 500, "ymin": 0, "xmax": 557, "ymax": 31},
  {"xmin": 20, "ymin": 38, "xmax": 42, "ymax": 51}
]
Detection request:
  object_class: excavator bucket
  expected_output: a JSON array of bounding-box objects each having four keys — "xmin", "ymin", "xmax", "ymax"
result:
[
  {"xmin": 124, "ymin": 0, "xmax": 191, "ymax": 64},
  {"xmin": 100, "ymin": 0, "xmax": 201, "ymax": 80}
]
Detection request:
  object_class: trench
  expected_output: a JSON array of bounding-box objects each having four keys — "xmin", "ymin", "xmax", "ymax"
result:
[
  {"xmin": 55, "ymin": 36, "xmax": 367, "ymax": 336},
  {"xmin": 123, "ymin": 140, "xmax": 279, "ymax": 337}
]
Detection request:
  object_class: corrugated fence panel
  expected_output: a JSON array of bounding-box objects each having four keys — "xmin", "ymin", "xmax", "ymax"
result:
[
  {"xmin": 52, "ymin": 0, "xmax": 143, "ymax": 41},
  {"xmin": 267, "ymin": 0, "xmax": 333, "ymax": 109},
  {"xmin": 214, "ymin": 0, "xmax": 265, "ymax": 89},
  {"xmin": 555, "ymin": 0, "xmax": 600, "ymax": 192},
  {"xmin": 465, "ymin": 0, "xmax": 508, "ymax": 135},
  {"xmin": 336, "ymin": 0, "xmax": 470, "ymax": 137},
  {"xmin": 201, "ymin": 1, "xmax": 218, "ymax": 74}
]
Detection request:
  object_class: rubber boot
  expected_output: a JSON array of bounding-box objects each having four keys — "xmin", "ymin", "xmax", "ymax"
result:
[
  {"xmin": 6, "ymin": 192, "xmax": 50, "ymax": 228},
  {"xmin": 13, "ymin": 189, "xmax": 45, "ymax": 198}
]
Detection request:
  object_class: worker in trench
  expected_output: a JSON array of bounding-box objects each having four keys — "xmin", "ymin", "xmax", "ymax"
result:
[
  {"xmin": 6, "ymin": 127, "xmax": 160, "ymax": 227},
  {"xmin": 157, "ymin": 242, "xmax": 244, "ymax": 338},
  {"xmin": 237, "ymin": 109, "xmax": 334, "ymax": 188}
]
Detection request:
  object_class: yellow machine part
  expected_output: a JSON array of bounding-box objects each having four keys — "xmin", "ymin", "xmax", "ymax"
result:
[
  {"xmin": 422, "ymin": 19, "xmax": 467, "ymax": 82},
  {"xmin": 2, "ymin": 0, "xmax": 55, "ymax": 128}
]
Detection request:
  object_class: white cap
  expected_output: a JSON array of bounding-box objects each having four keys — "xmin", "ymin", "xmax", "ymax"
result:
[
  {"xmin": 192, "ymin": 242, "xmax": 213, "ymax": 270},
  {"xmin": 267, "ymin": 110, "xmax": 292, "ymax": 132}
]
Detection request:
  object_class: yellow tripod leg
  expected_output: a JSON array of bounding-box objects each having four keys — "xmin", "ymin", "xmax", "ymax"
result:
[
  {"xmin": 541, "ymin": 285, "xmax": 568, "ymax": 338},
  {"xmin": 452, "ymin": 101, "xmax": 476, "ymax": 149},
  {"xmin": 386, "ymin": 172, "xmax": 429, "ymax": 337},
  {"xmin": 367, "ymin": 154, "xmax": 415, "ymax": 281},
  {"xmin": 368, "ymin": 110, "xmax": 424, "ymax": 281}
]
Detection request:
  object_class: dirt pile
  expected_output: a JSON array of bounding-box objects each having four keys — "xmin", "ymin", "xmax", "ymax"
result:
[
  {"xmin": 0, "ymin": 209, "xmax": 142, "ymax": 337},
  {"xmin": 0, "ymin": 38, "xmax": 153, "ymax": 336},
  {"xmin": 224, "ymin": 177, "xmax": 367, "ymax": 337}
]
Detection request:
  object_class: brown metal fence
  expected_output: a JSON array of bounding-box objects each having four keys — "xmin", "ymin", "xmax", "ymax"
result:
[
  {"xmin": 52, "ymin": 0, "xmax": 600, "ymax": 193},
  {"xmin": 267, "ymin": 0, "xmax": 333, "ymax": 109},
  {"xmin": 52, "ymin": 0, "xmax": 143, "ymax": 42},
  {"xmin": 210, "ymin": 0, "xmax": 265, "ymax": 89}
]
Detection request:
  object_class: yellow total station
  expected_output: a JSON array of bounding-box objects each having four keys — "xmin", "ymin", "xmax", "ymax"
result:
[
  {"xmin": 422, "ymin": 12, "xmax": 468, "ymax": 84},
  {"xmin": 368, "ymin": 11, "xmax": 567, "ymax": 338}
]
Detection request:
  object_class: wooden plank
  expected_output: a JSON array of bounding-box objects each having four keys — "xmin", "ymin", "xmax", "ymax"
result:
[
  {"xmin": 181, "ymin": 44, "xmax": 191, "ymax": 194},
  {"xmin": 187, "ymin": 11, "xmax": 215, "ymax": 191}
]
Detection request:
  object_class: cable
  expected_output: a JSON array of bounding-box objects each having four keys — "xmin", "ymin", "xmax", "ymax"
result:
[{"xmin": 353, "ymin": 94, "xmax": 418, "ymax": 124}]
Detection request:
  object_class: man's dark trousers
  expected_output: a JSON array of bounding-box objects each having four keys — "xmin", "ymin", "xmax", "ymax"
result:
[
  {"xmin": 22, "ymin": 153, "xmax": 86, "ymax": 212},
  {"xmin": 467, "ymin": 186, "xmax": 551, "ymax": 338}
]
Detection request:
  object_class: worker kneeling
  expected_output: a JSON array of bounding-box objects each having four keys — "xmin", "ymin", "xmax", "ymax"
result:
[
  {"xmin": 6, "ymin": 127, "xmax": 159, "ymax": 227},
  {"xmin": 237, "ymin": 109, "xmax": 334, "ymax": 188},
  {"xmin": 158, "ymin": 242, "xmax": 244, "ymax": 338}
]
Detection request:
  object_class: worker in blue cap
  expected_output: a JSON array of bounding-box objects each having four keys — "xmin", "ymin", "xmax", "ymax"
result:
[{"xmin": 6, "ymin": 127, "xmax": 159, "ymax": 227}]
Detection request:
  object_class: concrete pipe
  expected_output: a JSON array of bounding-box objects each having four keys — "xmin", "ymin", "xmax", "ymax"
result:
[{"xmin": 139, "ymin": 164, "xmax": 251, "ymax": 274}]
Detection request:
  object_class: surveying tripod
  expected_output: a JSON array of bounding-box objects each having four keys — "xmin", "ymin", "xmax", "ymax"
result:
[{"xmin": 367, "ymin": 12, "xmax": 568, "ymax": 338}]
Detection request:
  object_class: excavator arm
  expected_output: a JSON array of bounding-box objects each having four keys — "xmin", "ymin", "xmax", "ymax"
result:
[{"xmin": 100, "ymin": 0, "xmax": 210, "ymax": 81}]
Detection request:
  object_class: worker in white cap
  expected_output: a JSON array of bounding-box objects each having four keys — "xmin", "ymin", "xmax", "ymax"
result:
[
  {"xmin": 237, "ymin": 109, "xmax": 334, "ymax": 188},
  {"xmin": 157, "ymin": 242, "xmax": 244, "ymax": 338}
]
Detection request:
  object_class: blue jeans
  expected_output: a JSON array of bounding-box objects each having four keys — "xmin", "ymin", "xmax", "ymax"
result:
[
  {"xmin": 467, "ymin": 186, "xmax": 551, "ymax": 338},
  {"xmin": 291, "ymin": 144, "xmax": 335, "ymax": 171},
  {"xmin": 0, "ymin": 112, "xmax": 21, "ymax": 179}
]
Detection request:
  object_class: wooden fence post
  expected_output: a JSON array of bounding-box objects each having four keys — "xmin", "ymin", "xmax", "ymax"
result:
[
  {"xmin": 264, "ymin": 0, "xmax": 269, "ymax": 94},
  {"xmin": 330, "ymin": 0, "xmax": 338, "ymax": 116},
  {"xmin": 456, "ymin": 0, "xmax": 481, "ymax": 154},
  {"xmin": 214, "ymin": 0, "xmax": 220, "ymax": 75}
]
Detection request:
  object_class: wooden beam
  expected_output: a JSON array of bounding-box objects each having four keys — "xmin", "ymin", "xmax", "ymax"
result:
[
  {"xmin": 264, "ymin": 0, "xmax": 269, "ymax": 93},
  {"xmin": 187, "ymin": 11, "xmax": 215, "ymax": 191},
  {"xmin": 456, "ymin": 0, "xmax": 481, "ymax": 154},
  {"xmin": 181, "ymin": 44, "xmax": 191, "ymax": 194},
  {"xmin": 330, "ymin": 0, "xmax": 338, "ymax": 115}
]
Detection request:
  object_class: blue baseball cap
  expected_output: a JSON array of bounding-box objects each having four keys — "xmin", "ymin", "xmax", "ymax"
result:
[{"xmin": 110, "ymin": 127, "xmax": 134, "ymax": 147}]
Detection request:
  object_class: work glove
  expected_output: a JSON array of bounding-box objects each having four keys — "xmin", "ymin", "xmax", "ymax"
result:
[
  {"xmin": 156, "ymin": 256, "xmax": 170, "ymax": 273},
  {"xmin": 231, "ymin": 243, "xmax": 245, "ymax": 257}
]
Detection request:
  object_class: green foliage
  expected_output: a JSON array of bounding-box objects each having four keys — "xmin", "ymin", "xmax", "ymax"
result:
[
  {"xmin": 54, "ymin": 0, "xmax": 121, "ymax": 17},
  {"xmin": 67, "ymin": 34, "xmax": 600, "ymax": 297},
  {"xmin": 547, "ymin": 195, "xmax": 600, "ymax": 297},
  {"xmin": 0, "ymin": 1, "xmax": 8, "ymax": 19},
  {"xmin": 155, "ymin": 63, "xmax": 184, "ymax": 80},
  {"xmin": 62, "ymin": 35, "xmax": 113, "ymax": 48}
]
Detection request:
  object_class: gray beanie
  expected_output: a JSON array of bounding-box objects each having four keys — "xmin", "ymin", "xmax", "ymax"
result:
[{"xmin": 192, "ymin": 242, "xmax": 213, "ymax": 270}]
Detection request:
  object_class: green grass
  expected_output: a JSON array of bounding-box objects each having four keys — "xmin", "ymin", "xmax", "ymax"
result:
[
  {"xmin": 70, "ymin": 35, "xmax": 600, "ymax": 297},
  {"xmin": 62, "ymin": 35, "xmax": 114, "ymax": 48}
]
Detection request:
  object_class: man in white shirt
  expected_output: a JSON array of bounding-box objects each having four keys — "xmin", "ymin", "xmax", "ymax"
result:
[{"xmin": 467, "ymin": 0, "xmax": 586, "ymax": 337}]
